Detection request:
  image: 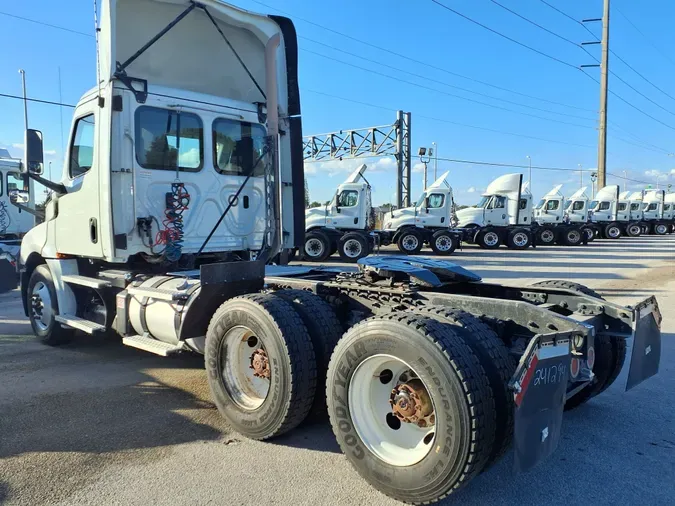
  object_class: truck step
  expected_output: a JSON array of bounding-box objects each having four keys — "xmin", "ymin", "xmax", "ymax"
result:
[
  {"xmin": 61, "ymin": 274, "xmax": 112, "ymax": 289},
  {"xmin": 127, "ymin": 286, "xmax": 189, "ymax": 301},
  {"xmin": 122, "ymin": 335, "xmax": 185, "ymax": 356},
  {"xmin": 55, "ymin": 315, "xmax": 106, "ymax": 334}
]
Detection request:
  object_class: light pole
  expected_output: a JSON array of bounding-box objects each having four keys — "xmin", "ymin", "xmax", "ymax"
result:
[
  {"xmin": 526, "ymin": 155, "xmax": 532, "ymax": 187},
  {"xmin": 591, "ymin": 172, "xmax": 598, "ymax": 197},
  {"xmin": 578, "ymin": 164, "xmax": 583, "ymax": 188},
  {"xmin": 418, "ymin": 147, "xmax": 433, "ymax": 190},
  {"xmin": 431, "ymin": 141, "xmax": 438, "ymax": 180},
  {"xmin": 623, "ymin": 170, "xmax": 627, "ymax": 192}
]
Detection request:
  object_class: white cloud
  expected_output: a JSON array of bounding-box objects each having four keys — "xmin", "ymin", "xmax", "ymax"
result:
[
  {"xmin": 645, "ymin": 169, "xmax": 663, "ymax": 178},
  {"xmin": 12, "ymin": 143, "xmax": 24, "ymax": 150},
  {"xmin": 412, "ymin": 162, "xmax": 425, "ymax": 173},
  {"xmin": 9, "ymin": 143, "xmax": 57, "ymax": 158},
  {"xmin": 671, "ymin": 169, "xmax": 675, "ymax": 175},
  {"xmin": 467, "ymin": 186, "xmax": 477, "ymax": 193},
  {"xmin": 178, "ymin": 148, "xmax": 200, "ymax": 166},
  {"xmin": 370, "ymin": 157, "xmax": 397, "ymax": 172},
  {"xmin": 305, "ymin": 157, "xmax": 397, "ymax": 178}
]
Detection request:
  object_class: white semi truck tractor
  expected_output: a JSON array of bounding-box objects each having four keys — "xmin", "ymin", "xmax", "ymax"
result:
[
  {"xmin": 532, "ymin": 185, "xmax": 592, "ymax": 246},
  {"xmin": 0, "ymin": 150, "xmax": 36, "ymax": 292},
  {"xmin": 455, "ymin": 173, "xmax": 535, "ymax": 249},
  {"xmin": 588, "ymin": 185, "xmax": 641, "ymax": 239},
  {"xmin": 641, "ymin": 190, "xmax": 672, "ymax": 235},
  {"xmin": 16, "ymin": 1, "xmax": 663, "ymax": 504},
  {"xmin": 665, "ymin": 192, "xmax": 675, "ymax": 232},
  {"xmin": 303, "ymin": 169, "xmax": 460, "ymax": 260}
]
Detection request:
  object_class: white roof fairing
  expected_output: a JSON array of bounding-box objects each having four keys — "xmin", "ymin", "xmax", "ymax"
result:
[
  {"xmin": 594, "ymin": 185, "xmax": 619, "ymax": 201},
  {"xmin": 569, "ymin": 186, "xmax": 589, "ymax": 199},
  {"xmin": 543, "ymin": 184, "xmax": 564, "ymax": 198},
  {"xmin": 428, "ymin": 171, "xmax": 451, "ymax": 189},
  {"xmin": 483, "ymin": 173, "xmax": 522, "ymax": 196},
  {"xmin": 99, "ymin": 0, "xmax": 288, "ymax": 109}
]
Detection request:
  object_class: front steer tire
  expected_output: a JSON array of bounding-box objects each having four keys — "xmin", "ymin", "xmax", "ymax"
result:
[
  {"xmin": 27, "ymin": 264, "xmax": 73, "ymax": 346},
  {"xmin": 205, "ymin": 294, "xmax": 317, "ymax": 440},
  {"xmin": 326, "ymin": 314, "xmax": 496, "ymax": 504}
]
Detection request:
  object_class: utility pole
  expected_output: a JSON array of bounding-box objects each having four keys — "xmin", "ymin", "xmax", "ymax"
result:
[
  {"xmin": 596, "ymin": 0, "xmax": 610, "ymax": 189},
  {"xmin": 526, "ymin": 155, "xmax": 532, "ymax": 187},
  {"xmin": 19, "ymin": 69, "xmax": 28, "ymax": 132},
  {"xmin": 623, "ymin": 170, "xmax": 627, "ymax": 192},
  {"xmin": 432, "ymin": 141, "xmax": 438, "ymax": 180},
  {"xmin": 579, "ymin": 164, "xmax": 583, "ymax": 188}
]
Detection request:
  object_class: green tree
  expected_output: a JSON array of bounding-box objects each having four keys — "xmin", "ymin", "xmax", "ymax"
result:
[{"xmin": 309, "ymin": 201, "xmax": 322, "ymax": 208}]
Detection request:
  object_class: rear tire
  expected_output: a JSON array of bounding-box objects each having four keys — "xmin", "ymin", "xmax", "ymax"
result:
[
  {"xmin": 405, "ymin": 306, "xmax": 515, "ymax": 467},
  {"xmin": 27, "ymin": 265, "xmax": 74, "ymax": 345},
  {"xmin": 273, "ymin": 290, "xmax": 344, "ymax": 419},
  {"xmin": 396, "ymin": 229, "xmax": 423, "ymax": 255},
  {"xmin": 205, "ymin": 294, "xmax": 317, "ymax": 439},
  {"xmin": 563, "ymin": 227, "xmax": 583, "ymax": 246},
  {"xmin": 654, "ymin": 223, "xmax": 669, "ymax": 235},
  {"xmin": 604, "ymin": 223, "xmax": 622, "ymax": 239},
  {"xmin": 338, "ymin": 232, "xmax": 369, "ymax": 262},
  {"xmin": 303, "ymin": 230, "xmax": 331, "ymax": 262},
  {"xmin": 475, "ymin": 229, "xmax": 501, "ymax": 249},
  {"xmin": 535, "ymin": 227, "xmax": 556, "ymax": 246},
  {"xmin": 506, "ymin": 228, "xmax": 531, "ymax": 250},
  {"xmin": 430, "ymin": 230, "xmax": 458, "ymax": 256},
  {"xmin": 626, "ymin": 223, "xmax": 642, "ymax": 237},
  {"xmin": 582, "ymin": 226, "xmax": 595, "ymax": 243},
  {"xmin": 326, "ymin": 314, "xmax": 496, "ymax": 504}
]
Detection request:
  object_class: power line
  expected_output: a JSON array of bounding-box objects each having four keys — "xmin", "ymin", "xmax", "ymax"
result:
[
  {"xmin": 249, "ymin": 0, "xmax": 592, "ymax": 112},
  {"xmin": 303, "ymin": 88, "xmax": 597, "ymax": 149},
  {"xmin": 302, "ymin": 48, "xmax": 596, "ymax": 130},
  {"xmin": 0, "ymin": 10, "xmax": 92, "ymax": 37},
  {"xmin": 537, "ymin": 0, "xmax": 598, "ymax": 38},
  {"xmin": 429, "ymin": 0, "xmax": 582, "ymax": 70},
  {"xmin": 488, "ymin": 0, "xmax": 580, "ymax": 47},
  {"xmin": 301, "ymin": 37, "xmax": 595, "ymax": 122},
  {"xmin": 614, "ymin": 6, "xmax": 675, "ymax": 70},
  {"xmin": 0, "ymin": 92, "xmax": 76, "ymax": 108}
]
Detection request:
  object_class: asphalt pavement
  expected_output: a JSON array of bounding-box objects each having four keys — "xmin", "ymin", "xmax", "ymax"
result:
[{"xmin": 1, "ymin": 236, "xmax": 673, "ymax": 506}]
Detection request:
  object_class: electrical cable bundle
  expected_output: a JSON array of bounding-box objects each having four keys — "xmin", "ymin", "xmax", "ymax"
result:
[
  {"xmin": 155, "ymin": 183, "xmax": 190, "ymax": 262},
  {"xmin": 0, "ymin": 201, "xmax": 10, "ymax": 235}
]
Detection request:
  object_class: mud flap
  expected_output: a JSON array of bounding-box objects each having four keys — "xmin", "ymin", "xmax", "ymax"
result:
[
  {"xmin": 626, "ymin": 300, "xmax": 661, "ymax": 391},
  {"xmin": 510, "ymin": 336, "xmax": 570, "ymax": 472}
]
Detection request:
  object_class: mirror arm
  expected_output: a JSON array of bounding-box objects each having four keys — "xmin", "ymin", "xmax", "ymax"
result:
[{"xmin": 27, "ymin": 172, "xmax": 67, "ymax": 195}]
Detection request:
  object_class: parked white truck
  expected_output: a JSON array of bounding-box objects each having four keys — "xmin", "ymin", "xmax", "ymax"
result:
[
  {"xmin": 0, "ymin": 150, "xmax": 36, "ymax": 292},
  {"xmin": 15, "ymin": 1, "xmax": 663, "ymax": 504},
  {"xmin": 303, "ymin": 168, "xmax": 460, "ymax": 261},
  {"xmin": 641, "ymin": 190, "xmax": 672, "ymax": 235},
  {"xmin": 455, "ymin": 173, "xmax": 535, "ymax": 249},
  {"xmin": 532, "ymin": 185, "xmax": 592, "ymax": 246},
  {"xmin": 588, "ymin": 185, "xmax": 643, "ymax": 239}
]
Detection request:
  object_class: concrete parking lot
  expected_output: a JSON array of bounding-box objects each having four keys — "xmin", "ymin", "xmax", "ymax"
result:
[{"xmin": 1, "ymin": 236, "xmax": 673, "ymax": 506}]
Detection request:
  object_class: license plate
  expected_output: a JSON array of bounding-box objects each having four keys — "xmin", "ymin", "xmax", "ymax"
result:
[{"xmin": 510, "ymin": 336, "xmax": 570, "ymax": 472}]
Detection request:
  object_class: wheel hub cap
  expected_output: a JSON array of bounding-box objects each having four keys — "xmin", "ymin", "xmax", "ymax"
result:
[
  {"xmin": 403, "ymin": 236, "xmax": 419, "ymax": 250},
  {"xmin": 250, "ymin": 348, "xmax": 271, "ymax": 379},
  {"xmin": 514, "ymin": 233, "xmax": 528, "ymax": 246},
  {"xmin": 390, "ymin": 379, "xmax": 435, "ymax": 427},
  {"xmin": 485, "ymin": 233, "xmax": 498, "ymax": 246},
  {"xmin": 541, "ymin": 231, "xmax": 554, "ymax": 242},
  {"xmin": 344, "ymin": 239, "xmax": 362, "ymax": 257},
  {"xmin": 435, "ymin": 237, "xmax": 452, "ymax": 251},
  {"xmin": 306, "ymin": 238, "xmax": 324, "ymax": 257},
  {"xmin": 30, "ymin": 281, "xmax": 52, "ymax": 331}
]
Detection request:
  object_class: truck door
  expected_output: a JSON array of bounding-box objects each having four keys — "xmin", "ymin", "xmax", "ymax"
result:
[
  {"xmin": 420, "ymin": 192, "xmax": 448, "ymax": 226},
  {"xmin": 332, "ymin": 188, "xmax": 361, "ymax": 228},
  {"xmin": 484, "ymin": 195, "xmax": 507, "ymax": 225},
  {"xmin": 55, "ymin": 107, "xmax": 103, "ymax": 257}
]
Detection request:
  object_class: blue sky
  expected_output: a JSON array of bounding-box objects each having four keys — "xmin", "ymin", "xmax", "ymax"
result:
[{"xmin": 1, "ymin": 0, "xmax": 675, "ymax": 205}]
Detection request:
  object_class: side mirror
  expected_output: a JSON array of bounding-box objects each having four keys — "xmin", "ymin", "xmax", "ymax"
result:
[{"xmin": 23, "ymin": 129, "xmax": 44, "ymax": 175}]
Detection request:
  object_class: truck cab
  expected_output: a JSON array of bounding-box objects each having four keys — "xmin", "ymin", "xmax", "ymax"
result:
[
  {"xmin": 0, "ymin": 151, "xmax": 35, "ymax": 239},
  {"xmin": 533, "ymin": 184, "xmax": 565, "ymax": 224},
  {"xmin": 642, "ymin": 190, "xmax": 671, "ymax": 235},
  {"xmin": 531, "ymin": 185, "xmax": 590, "ymax": 246},
  {"xmin": 628, "ymin": 191, "xmax": 644, "ymax": 222},
  {"xmin": 664, "ymin": 193, "xmax": 675, "ymax": 231},
  {"xmin": 563, "ymin": 187, "xmax": 590, "ymax": 224},
  {"xmin": 305, "ymin": 164, "xmax": 372, "ymax": 232}
]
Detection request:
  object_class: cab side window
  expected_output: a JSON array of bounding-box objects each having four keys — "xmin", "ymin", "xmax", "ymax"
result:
[
  {"xmin": 545, "ymin": 200, "xmax": 559, "ymax": 211},
  {"xmin": 492, "ymin": 196, "xmax": 506, "ymax": 209},
  {"xmin": 427, "ymin": 194, "xmax": 445, "ymax": 208},
  {"xmin": 573, "ymin": 201, "xmax": 585, "ymax": 211},
  {"xmin": 599, "ymin": 202, "xmax": 611, "ymax": 211},
  {"xmin": 519, "ymin": 199, "xmax": 528, "ymax": 210},
  {"xmin": 338, "ymin": 190, "xmax": 358, "ymax": 207},
  {"xmin": 618, "ymin": 203, "xmax": 627, "ymax": 211},
  {"xmin": 665, "ymin": 204, "xmax": 671, "ymax": 211},
  {"xmin": 648, "ymin": 203, "xmax": 658, "ymax": 211},
  {"xmin": 69, "ymin": 115, "xmax": 95, "ymax": 178}
]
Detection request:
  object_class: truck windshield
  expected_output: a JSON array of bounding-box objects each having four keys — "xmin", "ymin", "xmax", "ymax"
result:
[
  {"xmin": 476, "ymin": 196, "xmax": 490, "ymax": 208},
  {"xmin": 589, "ymin": 200, "xmax": 599, "ymax": 210},
  {"xmin": 631, "ymin": 203, "xmax": 640, "ymax": 211},
  {"xmin": 534, "ymin": 199, "xmax": 545, "ymax": 209},
  {"xmin": 415, "ymin": 193, "xmax": 426, "ymax": 207},
  {"xmin": 564, "ymin": 200, "xmax": 572, "ymax": 210}
]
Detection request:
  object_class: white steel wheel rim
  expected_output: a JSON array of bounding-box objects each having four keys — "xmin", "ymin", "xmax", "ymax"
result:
[
  {"xmin": 305, "ymin": 238, "xmax": 325, "ymax": 258},
  {"xmin": 608, "ymin": 227, "xmax": 620, "ymax": 238},
  {"xmin": 434, "ymin": 235, "xmax": 454, "ymax": 252},
  {"xmin": 349, "ymin": 354, "xmax": 436, "ymax": 467},
  {"xmin": 540, "ymin": 230, "xmax": 554, "ymax": 243},
  {"xmin": 30, "ymin": 281, "xmax": 53, "ymax": 331},
  {"xmin": 568, "ymin": 230, "xmax": 581, "ymax": 242},
  {"xmin": 402, "ymin": 234, "xmax": 419, "ymax": 251},
  {"xmin": 584, "ymin": 228, "xmax": 594, "ymax": 240},
  {"xmin": 629, "ymin": 225, "xmax": 640, "ymax": 235},
  {"xmin": 343, "ymin": 238, "xmax": 363, "ymax": 258},
  {"xmin": 483, "ymin": 232, "xmax": 499, "ymax": 246},
  {"xmin": 513, "ymin": 232, "xmax": 529, "ymax": 247},
  {"xmin": 221, "ymin": 325, "xmax": 270, "ymax": 410},
  {"xmin": 657, "ymin": 225, "xmax": 667, "ymax": 234}
]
